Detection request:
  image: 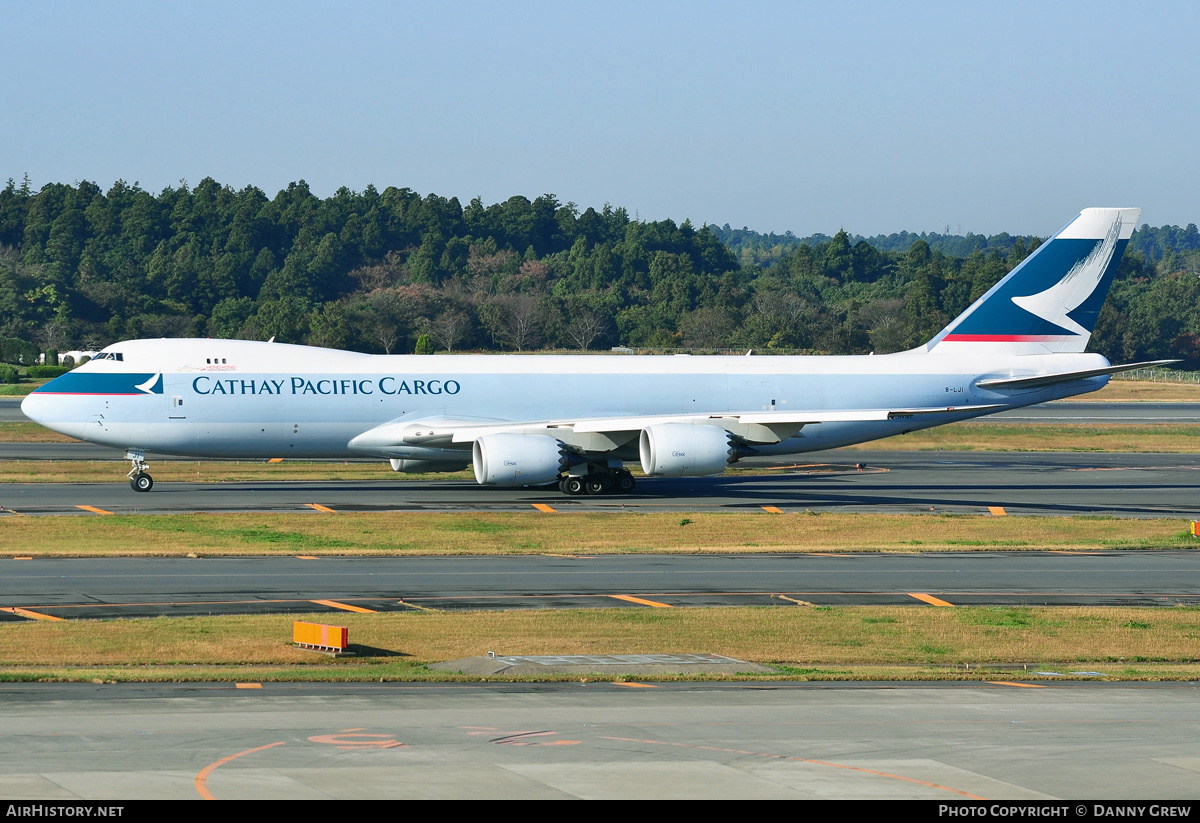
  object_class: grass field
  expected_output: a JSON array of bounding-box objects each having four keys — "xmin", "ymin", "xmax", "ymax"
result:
[
  {"xmin": 1090, "ymin": 380, "xmax": 1200, "ymax": 402},
  {"xmin": 2, "ymin": 605, "xmax": 1198, "ymax": 683},
  {"xmin": 1, "ymin": 511, "xmax": 1194, "ymax": 557}
]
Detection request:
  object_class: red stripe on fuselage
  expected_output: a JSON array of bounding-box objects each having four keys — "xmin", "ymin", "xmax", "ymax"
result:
[{"xmin": 941, "ymin": 334, "xmax": 1077, "ymax": 342}]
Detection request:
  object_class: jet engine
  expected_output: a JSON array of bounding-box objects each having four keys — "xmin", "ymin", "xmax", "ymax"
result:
[
  {"xmin": 472, "ymin": 433, "xmax": 572, "ymax": 486},
  {"xmin": 639, "ymin": 423, "xmax": 738, "ymax": 477}
]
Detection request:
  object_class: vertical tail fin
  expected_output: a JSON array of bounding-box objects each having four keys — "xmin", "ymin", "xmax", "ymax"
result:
[{"xmin": 925, "ymin": 207, "xmax": 1139, "ymax": 355}]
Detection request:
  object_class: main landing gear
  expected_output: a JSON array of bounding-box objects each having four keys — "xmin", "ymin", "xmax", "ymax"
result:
[
  {"xmin": 126, "ymin": 449, "xmax": 154, "ymax": 492},
  {"xmin": 558, "ymin": 467, "xmax": 636, "ymax": 496}
]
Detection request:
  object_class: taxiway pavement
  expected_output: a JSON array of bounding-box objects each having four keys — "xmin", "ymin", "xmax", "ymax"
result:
[
  {"xmin": 3, "ymin": 450, "xmax": 1198, "ymax": 516},
  {"xmin": 2, "ymin": 680, "xmax": 1198, "ymax": 799},
  {"xmin": 3, "ymin": 551, "xmax": 1199, "ymax": 619}
]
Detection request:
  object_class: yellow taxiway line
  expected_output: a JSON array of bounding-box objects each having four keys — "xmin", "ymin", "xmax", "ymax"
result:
[
  {"xmin": 908, "ymin": 592, "xmax": 955, "ymax": 607},
  {"xmin": 988, "ymin": 681, "xmax": 1047, "ymax": 688},
  {"xmin": 609, "ymin": 594, "xmax": 673, "ymax": 608},
  {"xmin": 310, "ymin": 599, "xmax": 376, "ymax": 613},
  {"xmin": 6, "ymin": 607, "xmax": 65, "ymax": 621}
]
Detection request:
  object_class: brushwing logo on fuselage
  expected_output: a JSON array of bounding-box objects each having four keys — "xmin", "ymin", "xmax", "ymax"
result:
[{"xmin": 135, "ymin": 374, "xmax": 164, "ymax": 395}]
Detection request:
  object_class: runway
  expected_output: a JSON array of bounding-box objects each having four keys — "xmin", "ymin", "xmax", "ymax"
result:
[
  {"xmin": 2, "ymin": 680, "xmax": 1198, "ymax": 799},
  {"xmin": 4, "ymin": 450, "xmax": 1198, "ymax": 516},
  {"xmin": 3, "ymin": 551, "xmax": 1199, "ymax": 619}
]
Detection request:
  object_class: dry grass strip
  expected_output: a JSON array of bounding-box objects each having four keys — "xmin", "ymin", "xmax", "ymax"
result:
[
  {"xmin": 1090, "ymin": 381, "xmax": 1200, "ymax": 402},
  {"xmin": 843, "ymin": 423, "xmax": 1200, "ymax": 452},
  {"xmin": 1, "ymin": 512, "xmax": 1194, "ymax": 557},
  {"xmin": 0, "ymin": 606, "xmax": 1197, "ymax": 678}
]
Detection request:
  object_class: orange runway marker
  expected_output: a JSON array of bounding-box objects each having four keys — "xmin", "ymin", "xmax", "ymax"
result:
[
  {"xmin": 308, "ymin": 731, "xmax": 405, "ymax": 749},
  {"xmin": 306, "ymin": 503, "xmax": 336, "ymax": 513},
  {"xmin": 761, "ymin": 506, "xmax": 784, "ymax": 513},
  {"xmin": 296, "ymin": 555, "xmax": 318, "ymax": 560},
  {"xmin": 235, "ymin": 683, "xmax": 262, "ymax": 689},
  {"xmin": 614, "ymin": 682, "xmax": 657, "ymax": 688},
  {"xmin": 989, "ymin": 681, "xmax": 1047, "ymax": 688},
  {"xmin": 310, "ymin": 599, "xmax": 376, "ymax": 613},
  {"xmin": 267, "ymin": 458, "xmax": 284, "ymax": 463},
  {"xmin": 7, "ymin": 607, "xmax": 64, "ymax": 621},
  {"xmin": 909, "ymin": 592, "xmax": 955, "ymax": 607},
  {"xmin": 532, "ymin": 503, "xmax": 557, "ymax": 512},
  {"xmin": 75, "ymin": 505, "xmax": 112, "ymax": 515},
  {"xmin": 609, "ymin": 594, "xmax": 673, "ymax": 608},
  {"xmin": 195, "ymin": 741, "xmax": 286, "ymax": 800},
  {"xmin": 988, "ymin": 506, "xmax": 1007, "ymax": 516}
]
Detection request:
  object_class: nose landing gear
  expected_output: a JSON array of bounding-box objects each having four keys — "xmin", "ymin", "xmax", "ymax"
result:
[{"xmin": 126, "ymin": 449, "xmax": 154, "ymax": 492}]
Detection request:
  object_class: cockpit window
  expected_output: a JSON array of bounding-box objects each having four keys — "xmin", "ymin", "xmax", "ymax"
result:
[{"xmin": 95, "ymin": 352, "xmax": 122, "ymax": 361}]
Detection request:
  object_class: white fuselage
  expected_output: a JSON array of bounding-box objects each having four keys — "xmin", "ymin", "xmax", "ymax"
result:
[{"xmin": 21, "ymin": 338, "xmax": 1110, "ymax": 462}]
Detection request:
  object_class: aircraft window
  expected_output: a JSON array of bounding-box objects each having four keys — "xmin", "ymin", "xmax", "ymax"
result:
[
  {"xmin": 206, "ymin": 359, "xmax": 211, "ymax": 364},
  {"xmin": 114, "ymin": 353, "xmax": 123, "ymax": 361},
  {"xmin": 222, "ymin": 359, "xmax": 226, "ymax": 364}
]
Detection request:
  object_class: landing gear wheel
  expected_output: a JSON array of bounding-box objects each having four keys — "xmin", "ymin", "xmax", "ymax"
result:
[
  {"xmin": 616, "ymin": 472, "xmax": 636, "ymax": 494},
  {"xmin": 130, "ymin": 472, "xmax": 153, "ymax": 492},
  {"xmin": 585, "ymin": 475, "xmax": 612, "ymax": 495},
  {"xmin": 561, "ymin": 476, "xmax": 586, "ymax": 495}
]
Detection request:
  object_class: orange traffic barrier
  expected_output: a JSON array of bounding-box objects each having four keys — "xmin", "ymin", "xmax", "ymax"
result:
[
  {"xmin": 293, "ymin": 621, "xmax": 348, "ymax": 653},
  {"xmin": 1192, "ymin": 520, "xmax": 1199, "ymax": 537}
]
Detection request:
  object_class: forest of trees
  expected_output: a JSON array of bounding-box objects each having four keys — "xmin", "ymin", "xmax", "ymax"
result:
[{"xmin": 2, "ymin": 176, "xmax": 1199, "ymax": 367}]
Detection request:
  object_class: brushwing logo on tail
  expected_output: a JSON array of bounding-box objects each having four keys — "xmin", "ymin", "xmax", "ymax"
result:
[
  {"xmin": 933, "ymin": 208, "xmax": 1136, "ymax": 350},
  {"xmin": 1009, "ymin": 214, "xmax": 1123, "ymax": 337}
]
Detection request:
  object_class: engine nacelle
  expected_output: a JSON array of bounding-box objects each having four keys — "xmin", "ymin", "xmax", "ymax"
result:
[
  {"xmin": 639, "ymin": 423, "xmax": 736, "ymax": 477},
  {"xmin": 472, "ymin": 433, "xmax": 570, "ymax": 486},
  {"xmin": 389, "ymin": 458, "xmax": 471, "ymax": 473}
]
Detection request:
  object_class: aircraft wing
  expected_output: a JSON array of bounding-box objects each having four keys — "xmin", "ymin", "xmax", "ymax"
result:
[{"xmin": 347, "ymin": 404, "xmax": 1000, "ymax": 455}]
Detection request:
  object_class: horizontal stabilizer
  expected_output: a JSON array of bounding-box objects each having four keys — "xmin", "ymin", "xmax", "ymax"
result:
[{"xmin": 975, "ymin": 360, "xmax": 1181, "ymax": 391}]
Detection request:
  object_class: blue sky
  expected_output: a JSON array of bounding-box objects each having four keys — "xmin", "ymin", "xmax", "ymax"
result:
[{"xmin": 3, "ymin": 1, "xmax": 1196, "ymax": 236}]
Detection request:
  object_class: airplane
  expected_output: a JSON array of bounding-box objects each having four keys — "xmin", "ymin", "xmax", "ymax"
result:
[{"xmin": 21, "ymin": 207, "xmax": 1176, "ymax": 496}]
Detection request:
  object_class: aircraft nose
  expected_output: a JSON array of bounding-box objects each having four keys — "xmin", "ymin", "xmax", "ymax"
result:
[{"xmin": 20, "ymin": 390, "xmax": 48, "ymax": 424}]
